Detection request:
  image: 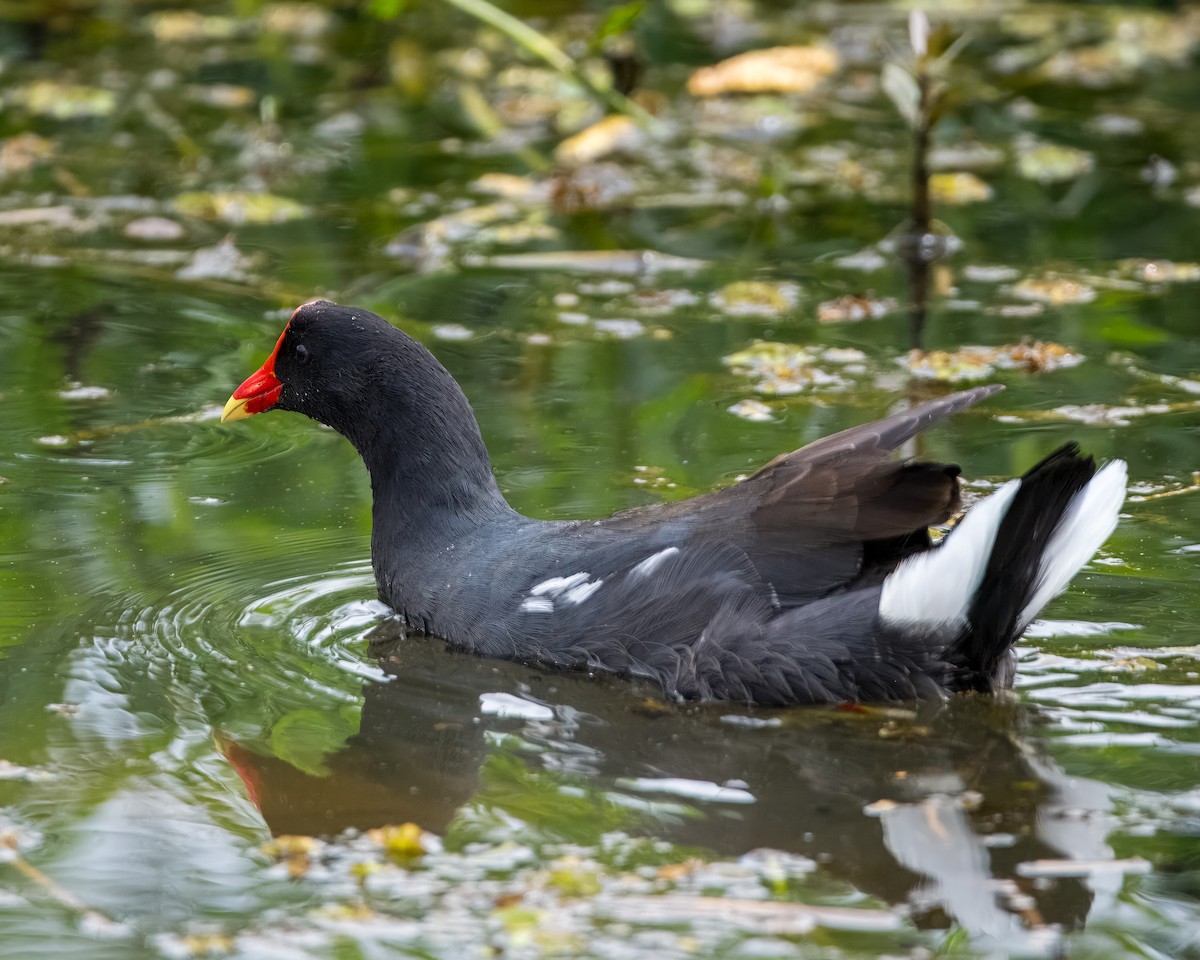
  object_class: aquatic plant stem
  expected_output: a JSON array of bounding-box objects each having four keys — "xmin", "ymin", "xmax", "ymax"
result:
[
  {"xmin": 908, "ymin": 69, "xmax": 932, "ymax": 351},
  {"xmin": 437, "ymin": 0, "xmax": 655, "ymax": 127}
]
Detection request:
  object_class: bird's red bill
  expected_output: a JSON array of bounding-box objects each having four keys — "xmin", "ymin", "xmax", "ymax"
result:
[{"xmin": 222, "ymin": 325, "xmax": 288, "ymax": 422}]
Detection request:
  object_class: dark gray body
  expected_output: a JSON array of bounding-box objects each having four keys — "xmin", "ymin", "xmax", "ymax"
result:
[{"xmin": 259, "ymin": 302, "xmax": 1097, "ymax": 706}]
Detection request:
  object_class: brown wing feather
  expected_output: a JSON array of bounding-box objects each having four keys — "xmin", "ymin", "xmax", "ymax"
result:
[
  {"xmin": 739, "ymin": 385, "xmax": 1001, "ymax": 537},
  {"xmin": 604, "ymin": 387, "xmax": 1002, "ymax": 606},
  {"xmin": 707, "ymin": 386, "xmax": 1002, "ymax": 604}
]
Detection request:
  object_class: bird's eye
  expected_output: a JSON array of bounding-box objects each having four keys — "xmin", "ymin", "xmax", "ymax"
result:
[{"xmin": 295, "ymin": 343, "xmax": 311, "ymax": 364}]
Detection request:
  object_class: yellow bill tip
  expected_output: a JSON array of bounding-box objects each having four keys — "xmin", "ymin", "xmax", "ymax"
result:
[{"xmin": 221, "ymin": 394, "xmax": 252, "ymax": 423}]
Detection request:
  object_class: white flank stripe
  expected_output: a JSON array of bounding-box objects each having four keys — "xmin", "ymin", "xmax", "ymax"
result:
[
  {"xmin": 879, "ymin": 480, "xmax": 1021, "ymax": 630},
  {"xmin": 530, "ymin": 572, "xmax": 589, "ymax": 597},
  {"xmin": 1018, "ymin": 460, "xmax": 1127, "ymax": 631},
  {"xmin": 519, "ymin": 597, "xmax": 555, "ymax": 613},
  {"xmin": 631, "ymin": 547, "xmax": 680, "ymax": 578},
  {"xmin": 564, "ymin": 579, "xmax": 603, "ymax": 604}
]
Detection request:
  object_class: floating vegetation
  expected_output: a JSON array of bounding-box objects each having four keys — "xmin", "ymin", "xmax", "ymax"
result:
[
  {"xmin": 1118, "ymin": 259, "xmax": 1200, "ymax": 284},
  {"xmin": 1048, "ymin": 403, "xmax": 1171, "ymax": 427},
  {"xmin": 727, "ymin": 398, "xmax": 774, "ymax": 422},
  {"xmin": 592, "ymin": 318, "xmax": 645, "ymax": 339},
  {"xmin": 961, "ymin": 264, "xmax": 1020, "ymax": 284},
  {"xmin": 928, "ymin": 142, "xmax": 1006, "ymax": 171},
  {"xmin": 148, "ymin": 10, "xmax": 241, "ymax": 43},
  {"xmin": 554, "ymin": 116, "xmax": 645, "ymax": 166},
  {"xmin": 8, "ymin": 81, "xmax": 117, "ymax": 119},
  {"xmin": 173, "ymin": 192, "xmax": 310, "ymax": 225},
  {"xmin": 549, "ymin": 162, "xmax": 637, "ymax": 213},
  {"xmin": 461, "ymin": 250, "xmax": 707, "ymax": 275},
  {"xmin": 929, "ymin": 171, "xmax": 993, "ymax": 205},
  {"xmin": 817, "ymin": 295, "xmax": 898, "ymax": 324},
  {"xmin": 4, "ymin": 2, "xmax": 1200, "ymax": 956},
  {"xmin": 723, "ymin": 341, "xmax": 860, "ymax": 395},
  {"xmin": 261, "ymin": 834, "xmax": 319, "ymax": 879},
  {"xmin": 902, "ymin": 341, "xmax": 1084, "ymax": 382},
  {"xmin": 1008, "ymin": 274, "xmax": 1098, "ymax": 305},
  {"xmin": 368, "ymin": 823, "xmax": 434, "ymax": 864},
  {"xmin": 710, "ymin": 280, "xmax": 800, "ymax": 317},
  {"xmin": 1014, "ymin": 136, "xmax": 1095, "ymax": 184},
  {"xmin": 175, "ymin": 238, "xmax": 258, "ymax": 282},
  {"xmin": 122, "ymin": 217, "xmax": 185, "ymax": 241},
  {"xmin": 626, "ymin": 288, "xmax": 701, "ymax": 315},
  {"xmin": 0, "ymin": 133, "xmax": 55, "ymax": 176},
  {"xmin": 631, "ymin": 465, "xmax": 678, "ymax": 489},
  {"xmin": 687, "ymin": 46, "xmax": 839, "ymax": 97}
]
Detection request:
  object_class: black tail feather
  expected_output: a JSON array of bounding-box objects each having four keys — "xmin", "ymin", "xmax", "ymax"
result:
[{"xmin": 948, "ymin": 443, "xmax": 1097, "ymax": 691}]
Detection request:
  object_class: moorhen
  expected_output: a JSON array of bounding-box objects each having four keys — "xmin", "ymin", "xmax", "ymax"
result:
[{"xmin": 222, "ymin": 301, "xmax": 1126, "ymax": 705}]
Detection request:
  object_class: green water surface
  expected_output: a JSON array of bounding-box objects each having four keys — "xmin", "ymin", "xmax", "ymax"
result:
[{"xmin": 1, "ymin": 2, "xmax": 1199, "ymax": 958}]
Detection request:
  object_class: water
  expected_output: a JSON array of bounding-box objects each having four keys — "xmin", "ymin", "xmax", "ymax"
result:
[{"xmin": 2, "ymin": 2, "xmax": 1200, "ymax": 957}]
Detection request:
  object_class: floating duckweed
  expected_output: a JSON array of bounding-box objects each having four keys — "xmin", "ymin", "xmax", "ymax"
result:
[
  {"xmin": 260, "ymin": 3, "xmax": 333, "ymax": 38},
  {"xmin": 368, "ymin": 823, "xmax": 429, "ymax": 863},
  {"xmin": 9, "ymin": 81, "xmax": 117, "ymax": 119},
  {"xmin": 833, "ymin": 248, "xmax": 888, "ymax": 272},
  {"xmin": 727, "ymin": 399, "xmax": 774, "ymax": 422},
  {"xmin": 902, "ymin": 349, "xmax": 994, "ymax": 382},
  {"xmin": 627, "ymin": 288, "xmax": 701, "ymax": 315},
  {"xmin": 724, "ymin": 341, "xmax": 855, "ymax": 395},
  {"xmin": 261, "ymin": 834, "xmax": 319, "ymax": 878},
  {"xmin": 710, "ymin": 281, "xmax": 800, "ymax": 317},
  {"xmin": 962, "ymin": 264, "xmax": 1020, "ymax": 284},
  {"xmin": 903, "ymin": 341, "xmax": 1084, "ymax": 382},
  {"xmin": 1041, "ymin": 45, "xmax": 1138, "ymax": 88},
  {"xmin": 928, "ymin": 142, "xmax": 1006, "ymax": 171},
  {"xmin": 472, "ymin": 172, "xmax": 547, "ymax": 203},
  {"xmin": 1014, "ymin": 137, "xmax": 1095, "ymax": 184},
  {"xmin": 929, "ymin": 172, "xmax": 993, "ymax": 205},
  {"xmin": 593, "ymin": 318, "xmax": 645, "ymax": 339},
  {"xmin": 1009, "ymin": 275, "xmax": 1097, "ymax": 305},
  {"xmin": 550, "ymin": 163, "xmax": 637, "ymax": 213},
  {"xmin": 0, "ymin": 133, "xmax": 55, "ymax": 175},
  {"xmin": 123, "ymin": 217, "xmax": 185, "ymax": 241},
  {"xmin": 816, "ymin": 295, "xmax": 897, "ymax": 323},
  {"xmin": 1088, "ymin": 113, "xmax": 1145, "ymax": 136},
  {"xmin": 173, "ymin": 191, "xmax": 309, "ymax": 225},
  {"xmin": 1118, "ymin": 259, "xmax": 1200, "ymax": 283},
  {"xmin": 148, "ymin": 10, "xmax": 240, "ymax": 42},
  {"xmin": 1050, "ymin": 403, "xmax": 1166, "ymax": 426},
  {"xmin": 185, "ymin": 83, "xmax": 257, "ymax": 109}
]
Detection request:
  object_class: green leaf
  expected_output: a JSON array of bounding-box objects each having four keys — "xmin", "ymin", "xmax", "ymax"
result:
[
  {"xmin": 270, "ymin": 706, "xmax": 360, "ymax": 777},
  {"xmin": 368, "ymin": 0, "xmax": 410, "ymax": 20},
  {"xmin": 882, "ymin": 62, "xmax": 921, "ymax": 129},
  {"xmin": 595, "ymin": 1, "xmax": 645, "ymax": 47}
]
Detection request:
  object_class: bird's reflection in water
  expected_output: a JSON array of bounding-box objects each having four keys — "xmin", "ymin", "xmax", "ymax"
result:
[{"xmin": 221, "ymin": 620, "xmax": 1114, "ymax": 943}]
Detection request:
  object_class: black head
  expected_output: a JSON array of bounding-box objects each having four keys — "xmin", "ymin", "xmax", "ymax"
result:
[{"xmin": 222, "ymin": 301, "xmax": 495, "ymax": 487}]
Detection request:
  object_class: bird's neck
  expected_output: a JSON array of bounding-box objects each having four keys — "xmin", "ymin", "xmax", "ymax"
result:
[
  {"xmin": 349, "ymin": 384, "xmax": 516, "ymax": 544},
  {"xmin": 359, "ymin": 412, "xmax": 517, "ymax": 616}
]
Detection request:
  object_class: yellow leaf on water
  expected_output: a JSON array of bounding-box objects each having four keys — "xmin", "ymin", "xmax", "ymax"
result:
[
  {"xmin": 688, "ymin": 46, "xmax": 839, "ymax": 97},
  {"xmin": 368, "ymin": 822, "xmax": 428, "ymax": 862},
  {"xmin": 173, "ymin": 192, "xmax": 309, "ymax": 225},
  {"xmin": 929, "ymin": 172, "xmax": 993, "ymax": 205},
  {"xmin": 10, "ymin": 81, "xmax": 116, "ymax": 119},
  {"xmin": 555, "ymin": 116, "xmax": 644, "ymax": 166}
]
